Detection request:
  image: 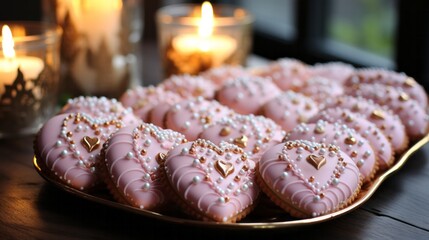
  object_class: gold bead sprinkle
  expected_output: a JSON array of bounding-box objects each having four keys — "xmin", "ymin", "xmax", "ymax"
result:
[
  {"xmin": 371, "ymin": 109, "xmax": 385, "ymax": 120},
  {"xmin": 344, "ymin": 136, "xmax": 357, "ymax": 145},
  {"xmin": 155, "ymin": 152, "xmax": 166, "ymax": 164},
  {"xmin": 219, "ymin": 127, "xmax": 231, "ymax": 136},
  {"xmin": 399, "ymin": 92, "xmax": 410, "ymax": 102},
  {"xmin": 404, "ymin": 77, "xmax": 416, "ymax": 87}
]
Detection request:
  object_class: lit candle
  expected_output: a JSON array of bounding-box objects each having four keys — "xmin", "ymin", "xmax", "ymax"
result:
[
  {"xmin": 0, "ymin": 25, "xmax": 44, "ymax": 94},
  {"xmin": 54, "ymin": 0, "xmax": 127, "ymax": 95},
  {"xmin": 172, "ymin": 1, "xmax": 237, "ymax": 67}
]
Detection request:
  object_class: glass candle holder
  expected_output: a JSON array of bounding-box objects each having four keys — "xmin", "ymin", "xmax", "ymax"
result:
[
  {"xmin": 43, "ymin": 0, "xmax": 143, "ymax": 99},
  {"xmin": 0, "ymin": 22, "xmax": 61, "ymax": 138},
  {"xmin": 157, "ymin": 3, "xmax": 253, "ymax": 78}
]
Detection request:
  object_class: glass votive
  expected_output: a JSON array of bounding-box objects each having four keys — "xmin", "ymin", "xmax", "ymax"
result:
[
  {"xmin": 156, "ymin": 2, "xmax": 253, "ymax": 78},
  {"xmin": 43, "ymin": 0, "xmax": 143, "ymax": 99},
  {"xmin": 0, "ymin": 22, "xmax": 61, "ymax": 138}
]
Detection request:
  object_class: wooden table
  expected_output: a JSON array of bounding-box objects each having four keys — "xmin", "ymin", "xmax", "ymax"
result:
[{"xmin": 1, "ymin": 42, "xmax": 429, "ymax": 239}]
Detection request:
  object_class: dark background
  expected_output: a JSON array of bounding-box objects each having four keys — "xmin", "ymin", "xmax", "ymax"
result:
[{"xmin": 2, "ymin": 0, "xmax": 429, "ymax": 90}]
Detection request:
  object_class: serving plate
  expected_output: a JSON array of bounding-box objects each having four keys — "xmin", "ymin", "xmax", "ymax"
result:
[{"xmin": 33, "ymin": 133, "xmax": 429, "ymax": 229}]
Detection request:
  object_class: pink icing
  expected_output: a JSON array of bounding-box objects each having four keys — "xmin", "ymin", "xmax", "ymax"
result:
[
  {"xmin": 61, "ymin": 96, "xmax": 139, "ymax": 126},
  {"xmin": 262, "ymin": 90, "xmax": 319, "ymax": 131},
  {"xmin": 103, "ymin": 123, "xmax": 185, "ymax": 210},
  {"xmin": 159, "ymin": 74, "xmax": 217, "ymax": 99},
  {"xmin": 120, "ymin": 86, "xmax": 183, "ymax": 122},
  {"xmin": 308, "ymin": 108, "xmax": 394, "ymax": 170},
  {"xmin": 297, "ymin": 77, "xmax": 344, "ymax": 106},
  {"xmin": 35, "ymin": 113, "xmax": 124, "ymax": 191},
  {"xmin": 346, "ymin": 68, "xmax": 428, "ymax": 108},
  {"xmin": 148, "ymin": 102, "xmax": 172, "ymax": 128},
  {"xmin": 258, "ymin": 140, "xmax": 360, "ymax": 217},
  {"xmin": 163, "ymin": 140, "xmax": 259, "ymax": 222},
  {"xmin": 309, "ymin": 62, "xmax": 355, "ymax": 84},
  {"xmin": 253, "ymin": 58, "xmax": 311, "ymax": 91},
  {"xmin": 284, "ymin": 121, "xmax": 377, "ymax": 183},
  {"xmin": 201, "ymin": 65, "xmax": 251, "ymax": 87},
  {"xmin": 326, "ymin": 96, "xmax": 408, "ymax": 153},
  {"xmin": 346, "ymin": 83, "xmax": 429, "ymax": 139},
  {"xmin": 216, "ymin": 76, "xmax": 281, "ymax": 114},
  {"xmin": 164, "ymin": 97, "xmax": 235, "ymax": 141},
  {"xmin": 199, "ymin": 114, "xmax": 284, "ymax": 161}
]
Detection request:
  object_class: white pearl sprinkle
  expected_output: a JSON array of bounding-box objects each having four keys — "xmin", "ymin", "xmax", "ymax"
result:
[
  {"xmin": 126, "ymin": 152, "xmax": 134, "ymax": 159},
  {"xmin": 192, "ymin": 176, "xmax": 201, "ymax": 184},
  {"xmin": 142, "ymin": 182, "xmax": 150, "ymax": 191},
  {"xmin": 280, "ymin": 172, "xmax": 288, "ymax": 179},
  {"xmin": 55, "ymin": 140, "xmax": 62, "ymax": 147},
  {"xmin": 60, "ymin": 150, "xmax": 68, "ymax": 157}
]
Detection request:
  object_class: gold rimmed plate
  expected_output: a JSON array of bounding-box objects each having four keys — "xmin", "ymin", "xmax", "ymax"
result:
[{"xmin": 33, "ymin": 134, "xmax": 429, "ymax": 229}]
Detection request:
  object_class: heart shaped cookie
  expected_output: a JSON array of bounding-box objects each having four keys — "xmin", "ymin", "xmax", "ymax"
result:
[
  {"xmin": 34, "ymin": 113, "xmax": 125, "ymax": 191},
  {"xmin": 257, "ymin": 140, "xmax": 362, "ymax": 218},
  {"xmin": 100, "ymin": 123, "xmax": 186, "ymax": 210},
  {"xmin": 61, "ymin": 96, "xmax": 139, "ymax": 126},
  {"xmin": 164, "ymin": 97, "xmax": 235, "ymax": 140},
  {"xmin": 284, "ymin": 120, "xmax": 378, "ymax": 183},
  {"xmin": 198, "ymin": 114, "xmax": 284, "ymax": 160},
  {"xmin": 162, "ymin": 139, "xmax": 259, "ymax": 222}
]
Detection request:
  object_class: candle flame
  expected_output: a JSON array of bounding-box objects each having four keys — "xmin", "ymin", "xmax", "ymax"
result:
[
  {"xmin": 2, "ymin": 25, "xmax": 15, "ymax": 59},
  {"xmin": 198, "ymin": 1, "xmax": 214, "ymax": 39}
]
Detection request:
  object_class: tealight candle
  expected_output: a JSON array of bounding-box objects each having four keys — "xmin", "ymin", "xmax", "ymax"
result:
[
  {"xmin": 157, "ymin": 1, "xmax": 253, "ymax": 77},
  {"xmin": 0, "ymin": 22, "xmax": 61, "ymax": 138},
  {"xmin": 0, "ymin": 25, "xmax": 44, "ymax": 94}
]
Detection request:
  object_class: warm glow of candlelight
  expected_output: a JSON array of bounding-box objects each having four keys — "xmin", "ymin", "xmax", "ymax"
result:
[
  {"xmin": 0, "ymin": 24, "xmax": 44, "ymax": 94},
  {"xmin": 198, "ymin": 1, "xmax": 214, "ymax": 39},
  {"xmin": 2, "ymin": 25, "xmax": 15, "ymax": 59}
]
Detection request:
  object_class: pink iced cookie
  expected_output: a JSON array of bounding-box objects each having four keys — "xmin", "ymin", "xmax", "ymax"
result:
[
  {"xmin": 120, "ymin": 86, "xmax": 183, "ymax": 123},
  {"xmin": 327, "ymin": 96, "xmax": 409, "ymax": 153},
  {"xmin": 347, "ymin": 83, "xmax": 429, "ymax": 140},
  {"xmin": 199, "ymin": 114, "xmax": 284, "ymax": 160},
  {"xmin": 61, "ymin": 96, "xmax": 139, "ymax": 126},
  {"xmin": 257, "ymin": 140, "xmax": 361, "ymax": 218},
  {"xmin": 253, "ymin": 58, "xmax": 311, "ymax": 91},
  {"xmin": 159, "ymin": 74, "xmax": 217, "ymax": 99},
  {"xmin": 165, "ymin": 97, "xmax": 235, "ymax": 140},
  {"xmin": 297, "ymin": 77, "xmax": 344, "ymax": 106},
  {"xmin": 101, "ymin": 123, "xmax": 186, "ymax": 210},
  {"xmin": 162, "ymin": 139, "xmax": 259, "ymax": 222},
  {"xmin": 309, "ymin": 62, "xmax": 355, "ymax": 84},
  {"xmin": 216, "ymin": 76, "xmax": 281, "ymax": 114},
  {"xmin": 261, "ymin": 90, "xmax": 319, "ymax": 131},
  {"xmin": 284, "ymin": 121, "xmax": 378, "ymax": 183},
  {"xmin": 34, "ymin": 113, "xmax": 125, "ymax": 191},
  {"xmin": 346, "ymin": 68, "xmax": 428, "ymax": 108},
  {"xmin": 201, "ymin": 65, "xmax": 251, "ymax": 87},
  {"xmin": 308, "ymin": 108, "xmax": 395, "ymax": 170}
]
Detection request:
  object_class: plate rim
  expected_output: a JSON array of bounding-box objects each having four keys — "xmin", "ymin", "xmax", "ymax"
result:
[{"xmin": 33, "ymin": 133, "xmax": 429, "ymax": 229}]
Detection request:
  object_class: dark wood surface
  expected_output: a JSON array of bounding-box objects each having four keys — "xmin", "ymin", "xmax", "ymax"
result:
[{"xmin": 1, "ymin": 42, "xmax": 429, "ymax": 240}]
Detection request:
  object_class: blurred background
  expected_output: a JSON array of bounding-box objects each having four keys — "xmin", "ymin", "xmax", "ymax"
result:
[{"xmin": 1, "ymin": 0, "xmax": 429, "ymax": 89}]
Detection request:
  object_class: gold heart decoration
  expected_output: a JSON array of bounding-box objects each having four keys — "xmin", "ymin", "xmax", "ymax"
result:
[
  {"xmin": 215, "ymin": 160, "xmax": 235, "ymax": 178},
  {"xmin": 307, "ymin": 154, "xmax": 326, "ymax": 170},
  {"xmin": 233, "ymin": 135, "xmax": 248, "ymax": 148},
  {"xmin": 81, "ymin": 136, "xmax": 100, "ymax": 153}
]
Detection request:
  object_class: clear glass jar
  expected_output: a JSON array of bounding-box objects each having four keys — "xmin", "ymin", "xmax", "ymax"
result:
[
  {"xmin": 0, "ymin": 22, "xmax": 61, "ymax": 138},
  {"xmin": 43, "ymin": 0, "xmax": 143, "ymax": 99},
  {"xmin": 157, "ymin": 3, "xmax": 253, "ymax": 77}
]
